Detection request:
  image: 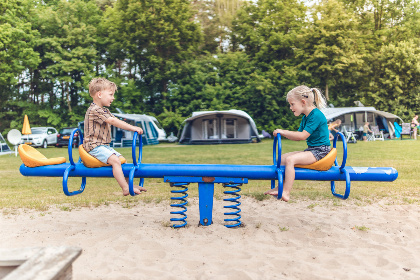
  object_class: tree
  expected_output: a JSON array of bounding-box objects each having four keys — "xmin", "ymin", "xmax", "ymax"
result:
[
  {"xmin": 0, "ymin": 0, "xmax": 40, "ymax": 131},
  {"xmin": 296, "ymin": 0, "xmax": 365, "ymax": 101},
  {"xmin": 192, "ymin": 0, "xmax": 244, "ymax": 53},
  {"xmin": 27, "ymin": 0, "xmax": 102, "ymax": 127},
  {"xmin": 101, "ymin": 0, "xmax": 202, "ymax": 115},
  {"xmin": 232, "ymin": 0, "xmax": 307, "ymax": 68},
  {"xmin": 166, "ymin": 51, "xmax": 296, "ymax": 133},
  {"xmin": 362, "ymin": 40, "xmax": 420, "ymax": 119}
]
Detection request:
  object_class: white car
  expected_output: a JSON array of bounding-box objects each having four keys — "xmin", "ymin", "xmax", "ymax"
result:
[{"xmin": 21, "ymin": 127, "xmax": 58, "ymax": 148}]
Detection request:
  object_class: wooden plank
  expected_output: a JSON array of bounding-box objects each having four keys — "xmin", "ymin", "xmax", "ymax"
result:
[{"xmin": 0, "ymin": 246, "xmax": 81, "ymax": 280}]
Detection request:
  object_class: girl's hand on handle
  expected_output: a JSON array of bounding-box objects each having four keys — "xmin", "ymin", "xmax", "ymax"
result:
[{"xmin": 273, "ymin": 129, "xmax": 282, "ymax": 136}]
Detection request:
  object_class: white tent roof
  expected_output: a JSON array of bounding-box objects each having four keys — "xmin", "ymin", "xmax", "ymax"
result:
[
  {"xmin": 186, "ymin": 109, "xmax": 253, "ymax": 122},
  {"xmin": 321, "ymin": 107, "xmax": 403, "ymax": 122},
  {"xmin": 113, "ymin": 113, "xmax": 155, "ymax": 122},
  {"xmin": 185, "ymin": 109, "xmax": 259, "ymax": 132}
]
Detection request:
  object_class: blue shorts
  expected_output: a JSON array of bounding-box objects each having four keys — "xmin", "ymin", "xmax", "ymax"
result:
[{"xmin": 88, "ymin": 145, "xmax": 122, "ymax": 164}]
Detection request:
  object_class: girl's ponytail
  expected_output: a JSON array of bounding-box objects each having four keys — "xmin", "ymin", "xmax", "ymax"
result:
[{"xmin": 311, "ymin": 88, "xmax": 327, "ymax": 110}]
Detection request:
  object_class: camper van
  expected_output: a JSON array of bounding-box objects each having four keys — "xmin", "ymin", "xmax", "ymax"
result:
[
  {"xmin": 78, "ymin": 113, "xmax": 166, "ymax": 146},
  {"xmin": 148, "ymin": 115, "xmax": 167, "ymax": 141},
  {"xmin": 112, "ymin": 113, "xmax": 166, "ymax": 146}
]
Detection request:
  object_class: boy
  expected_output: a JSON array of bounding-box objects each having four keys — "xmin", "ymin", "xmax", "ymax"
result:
[
  {"xmin": 363, "ymin": 121, "xmax": 372, "ymax": 141},
  {"xmin": 84, "ymin": 78, "xmax": 146, "ymax": 195}
]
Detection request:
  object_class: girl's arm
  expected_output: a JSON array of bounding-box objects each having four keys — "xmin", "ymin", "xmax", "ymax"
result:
[{"xmin": 273, "ymin": 129, "xmax": 310, "ymax": 141}]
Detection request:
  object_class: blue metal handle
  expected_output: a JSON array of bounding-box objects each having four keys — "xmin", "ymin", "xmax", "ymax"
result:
[
  {"xmin": 68, "ymin": 128, "xmax": 83, "ymax": 166},
  {"xmin": 63, "ymin": 128, "xmax": 86, "ymax": 196},
  {"xmin": 272, "ymin": 133, "xmax": 282, "ymax": 169},
  {"xmin": 331, "ymin": 168, "xmax": 351, "ymax": 199},
  {"xmin": 63, "ymin": 165, "xmax": 86, "ymax": 196},
  {"xmin": 132, "ymin": 131, "xmax": 143, "ymax": 167},
  {"xmin": 271, "ymin": 133, "xmax": 282, "ymax": 191},
  {"xmin": 276, "ymin": 168, "xmax": 283, "ymax": 200},
  {"xmin": 333, "ymin": 132, "xmax": 347, "ymax": 170},
  {"xmin": 129, "ymin": 131, "xmax": 144, "ymax": 196},
  {"xmin": 330, "ymin": 132, "xmax": 350, "ymax": 199}
]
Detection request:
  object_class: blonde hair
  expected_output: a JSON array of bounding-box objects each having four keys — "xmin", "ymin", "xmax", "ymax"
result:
[
  {"xmin": 88, "ymin": 78, "xmax": 117, "ymax": 97},
  {"xmin": 286, "ymin": 85, "xmax": 327, "ymax": 110}
]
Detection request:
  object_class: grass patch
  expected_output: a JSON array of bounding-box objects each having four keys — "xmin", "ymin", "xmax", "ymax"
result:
[
  {"xmin": 279, "ymin": 226, "xmax": 289, "ymax": 232},
  {"xmin": 353, "ymin": 225, "xmax": 370, "ymax": 232},
  {"xmin": 0, "ymin": 138, "xmax": 418, "ymax": 210}
]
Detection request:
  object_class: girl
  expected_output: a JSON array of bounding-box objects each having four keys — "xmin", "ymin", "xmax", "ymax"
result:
[{"xmin": 265, "ymin": 85, "xmax": 330, "ymax": 201}]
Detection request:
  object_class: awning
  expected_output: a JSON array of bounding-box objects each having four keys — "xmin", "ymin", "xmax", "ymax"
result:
[{"xmin": 321, "ymin": 107, "xmax": 403, "ymax": 122}]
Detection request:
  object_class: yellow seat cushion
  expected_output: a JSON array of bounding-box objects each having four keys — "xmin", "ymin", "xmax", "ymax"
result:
[
  {"xmin": 79, "ymin": 144, "xmax": 126, "ymax": 168},
  {"xmin": 295, "ymin": 148, "xmax": 337, "ymax": 171},
  {"xmin": 18, "ymin": 144, "xmax": 66, "ymax": 167}
]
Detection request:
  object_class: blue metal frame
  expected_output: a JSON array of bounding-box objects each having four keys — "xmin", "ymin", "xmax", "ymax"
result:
[
  {"xmin": 128, "ymin": 131, "xmax": 144, "ymax": 196},
  {"xmin": 19, "ymin": 128, "xmax": 399, "ymax": 227},
  {"xmin": 62, "ymin": 128, "xmax": 86, "ymax": 196},
  {"xmin": 271, "ymin": 134, "xmax": 284, "ymax": 200},
  {"xmin": 330, "ymin": 132, "xmax": 351, "ymax": 199},
  {"xmin": 164, "ymin": 176, "xmax": 247, "ymax": 227}
]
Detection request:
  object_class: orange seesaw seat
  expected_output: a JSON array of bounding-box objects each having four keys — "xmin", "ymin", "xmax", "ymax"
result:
[
  {"xmin": 295, "ymin": 148, "xmax": 337, "ymax": 171},
  {"xmin": 18, "ymin": 144, "xmax": 66, "ymax": 167},
  {"xmin": 78, "ymin": 144, "xmax": 126, "ymax": 168}
]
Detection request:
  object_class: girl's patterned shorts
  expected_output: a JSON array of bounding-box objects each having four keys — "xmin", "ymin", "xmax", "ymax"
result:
[{"xmin": 304, "ymin": 145, "xmax": 331, "ymax": 161}]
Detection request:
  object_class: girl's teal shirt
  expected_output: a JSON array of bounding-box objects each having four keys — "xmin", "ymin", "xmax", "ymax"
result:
[{"xmin": 298, "ymin": 108, "xmax": 330, "ymax": 146}]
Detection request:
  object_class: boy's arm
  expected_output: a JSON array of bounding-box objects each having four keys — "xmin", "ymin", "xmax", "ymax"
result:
[{"xmin": 106, "ymin": 117, "xmax": 143, "ymax": 134}]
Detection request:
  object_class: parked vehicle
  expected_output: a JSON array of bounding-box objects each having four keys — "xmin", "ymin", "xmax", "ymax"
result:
[
  {"xmin": 77, "ymin": 113, "xmax": 167, "ymax": 147},
  {"xmin": 21, "ymin": 127, "xmax": 58, "ymax": 148},
  {"xmin": 56, "ymin": 127, "xmax": 79, "ymax": 148}
]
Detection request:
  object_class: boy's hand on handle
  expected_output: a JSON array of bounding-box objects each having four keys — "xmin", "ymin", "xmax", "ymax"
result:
[{"xmin": 135, "ymin": 127, "xmax": 143, "ymax": 135}]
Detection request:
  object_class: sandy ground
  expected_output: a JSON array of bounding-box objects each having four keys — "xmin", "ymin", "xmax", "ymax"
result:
[{"xmin": 1, "ymin": 197, "xmax": 420, "ymax": 280}]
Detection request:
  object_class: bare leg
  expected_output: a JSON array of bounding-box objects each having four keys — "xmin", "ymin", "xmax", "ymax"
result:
[
  {"xmin": 108, "ymin": 154, "xmax": 147, "ymax": 196},
  {"xmin": 264, "ymin": 151, "xmax": 316, "ymax": 201}
]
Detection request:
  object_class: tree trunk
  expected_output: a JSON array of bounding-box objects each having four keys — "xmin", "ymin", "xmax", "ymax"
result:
[
  {"xmin": 66, "ymin": 83, "xmax": 72, "ymax": 113},
  {"xmin": 325, "ymin": 82, "xmax": 329, "ymax": 100}
]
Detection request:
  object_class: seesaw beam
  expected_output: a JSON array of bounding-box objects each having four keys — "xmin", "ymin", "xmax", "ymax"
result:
[{"xmin": 19, "ymin": 163, "xmax": 398, "ymax": 182}]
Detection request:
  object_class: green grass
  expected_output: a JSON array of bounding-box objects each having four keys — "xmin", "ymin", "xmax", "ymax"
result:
[
  {"xmin": 1, "ymin": 138, "xmax": 419, "ymax": 210},
  {"xmin": 353, "ymin": 225, "xmax": 370, "ymax": 232}
]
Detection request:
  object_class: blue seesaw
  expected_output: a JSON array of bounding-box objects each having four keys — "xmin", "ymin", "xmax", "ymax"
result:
[{"xmin": 19, "ymin": 129, "xmax": 398, "ymax": 228}]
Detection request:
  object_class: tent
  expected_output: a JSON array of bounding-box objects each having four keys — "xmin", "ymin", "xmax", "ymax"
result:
[
  {"xmin": 0, "ymin": 133, "xmax": 13, "ymax": 155},
  {"xmin": 179, "ymin": 110, "xmax": 261, "ymax": 144},
  {"xmin": 321, "ymin": 107, "xmax": 403, "ymax": 139}
]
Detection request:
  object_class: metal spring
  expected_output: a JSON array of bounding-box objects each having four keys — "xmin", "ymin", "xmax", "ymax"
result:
[
  {"xmin": 223, "ymin": 183, "xmax": 242, "ymax": 228},
  {"xmin": 170, "ymin": 182, "xmax": 189, "ymax": 228}
]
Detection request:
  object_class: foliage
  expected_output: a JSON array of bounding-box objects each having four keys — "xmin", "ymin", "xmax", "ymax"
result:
[
  {"xmin": 362, "ymin": 40, "xmax": 420, "ymax": 120},
  {"xmin": 296, "ymin": 0, "xmax": 365, "ymax": 102},
  {"xmin": 101, "ymin": 0, "xmax": 202, "ymax": 114},
  {"xmin": 1, "ymin": 0, "xmax": 420, "ymax": 133}
]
